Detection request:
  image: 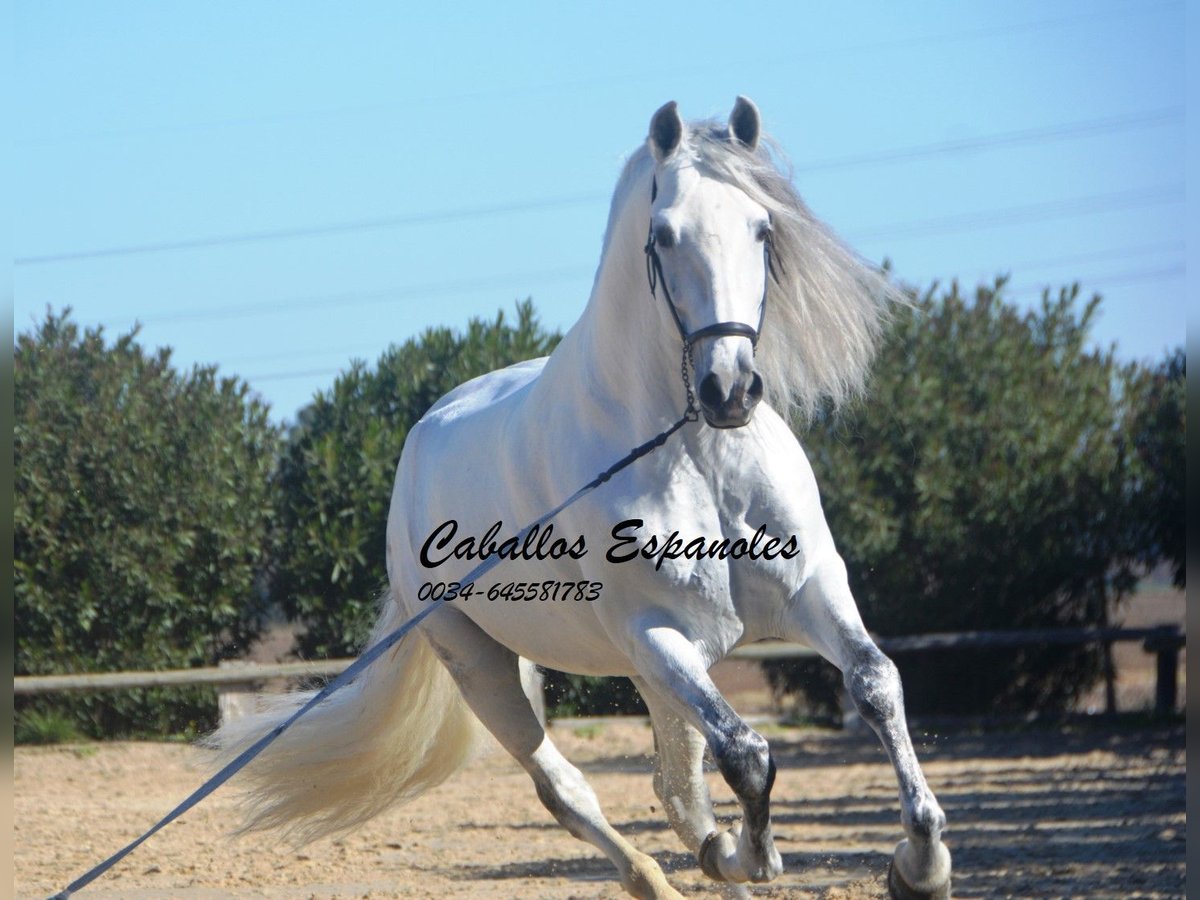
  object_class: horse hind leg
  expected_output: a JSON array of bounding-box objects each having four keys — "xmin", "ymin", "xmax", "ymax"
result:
[
  {"xmin": 786, "ymin": 557, "xmax": 952, "ymax": 900},
  {"xmin": 635, "ymin": 677, "xmax": 754, "ymax": 895},
  {"xmin": 419, "ymin": 608, "xmax": 680, "ymax": 900}
]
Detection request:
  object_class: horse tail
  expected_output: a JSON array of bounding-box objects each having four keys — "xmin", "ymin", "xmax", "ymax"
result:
[{"xmin": 204, "ymin": 592, "xmax": 479, "ymax": 845}]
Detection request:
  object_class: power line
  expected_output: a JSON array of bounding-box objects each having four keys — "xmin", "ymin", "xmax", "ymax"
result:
[
  {"xmin": 225, "ymin": 343, "xmax": 385, "ymax": 368},
  {"xmin": 100, "ymin": 264, "xmax": 593, "ymax": 328},
  {"xmin": 16, "ymin": 194, "xmax": 604, "ymax": 266},
  {"xmin": 247, "ymin": 367, "xmax": 344, "ymax": 384},
  {"xmin": 848, "ymin": 184, "xmax": 1183, "ymax": 243},
  {"xmin": 230, "ymin": 262, "xmax": 1183, "ymax": 384},
  {"xmin": 803, "ymin": 0, "xmax": 1181, "ymax": 62},
  {"xmin": 20, "ymin": 2, "xmax": 1181, "ymax": 146},
  {"xmin": 219, "ymin": 241, "xmax": 1185, "ymax": 367},
  {"xmin": 1000, "ymin": 241, "xmax": 1184, "ymax": 273},
  {"xmin": 84, "ymin": 189, "xmax": 1183, "ymax": 331},
  {"xmin": 16, "ymin": 107, "xmax": 1182, "ymax": 266},
  {"xmin": 1006, "ymin": 263, "xmax": 1185, "ymax": 299},
  {"xmin": 794, "ymin": 107, "xmax": 1181, "ymax": 174}
]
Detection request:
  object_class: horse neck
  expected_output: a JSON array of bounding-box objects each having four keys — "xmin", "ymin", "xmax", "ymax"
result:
[{"xmin": 559, "ymin": 181, "xmax": 690, "ymax": 432}]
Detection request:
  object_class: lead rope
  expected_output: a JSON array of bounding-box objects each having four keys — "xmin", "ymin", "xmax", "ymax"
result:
[
  {"xmin": 49, "ymin": 334, "xmax": 701, "ymax": 900},
  {"xmin": 50, "ymin": 180, "xmax": 709, "ymax": 899}
]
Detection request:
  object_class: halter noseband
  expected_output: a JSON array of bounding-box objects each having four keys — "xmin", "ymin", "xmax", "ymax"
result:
[{"xmin": 643, "ymin": 176, "xmax": 773, "ymax": 349}]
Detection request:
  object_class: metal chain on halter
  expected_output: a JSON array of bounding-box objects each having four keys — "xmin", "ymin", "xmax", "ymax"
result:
[{"xmin": 680, "ymin": 341, "xmax": 700, "ymax": 422}]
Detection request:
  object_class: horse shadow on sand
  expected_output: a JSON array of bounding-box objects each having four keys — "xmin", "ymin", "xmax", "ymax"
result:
[{"xmin": 459, "ymin": 719, "xmax": 1184, "ymax": 897}]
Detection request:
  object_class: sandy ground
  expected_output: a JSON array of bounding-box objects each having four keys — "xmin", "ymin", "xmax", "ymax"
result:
[
  {"xmin": 18, "ymin": 586, "xmax": 1185, "ymax": 898},
  {"xmin": 16, "ymin": 716, "xmax": 1184, "ymax": 899}
]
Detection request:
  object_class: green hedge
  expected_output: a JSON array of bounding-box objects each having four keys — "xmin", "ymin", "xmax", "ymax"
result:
[
  {"xmin": 15, "ymin": 311, "xmax": 279, "ymax": 738},
  {"xmin": 768, "ymin": 281, "xmax": 1183, "ymax": 716}
]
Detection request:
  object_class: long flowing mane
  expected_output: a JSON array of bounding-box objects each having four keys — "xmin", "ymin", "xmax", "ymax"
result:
[{"xmin": 611, "ymin": 119, "xmax": 903, "ymax": 423}]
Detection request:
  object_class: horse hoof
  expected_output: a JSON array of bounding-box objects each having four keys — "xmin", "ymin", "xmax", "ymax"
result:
[
  {"xmin": 698, "ymin": 829, "xmax": 737, "ymax": 881},
  {"xmin": 887, "ymin": 855, "xmax": 951, "ymax": 900},
  {"xmin": 746, "ymin": 846, "xmax": 783, "ymax": 883},
  {"xmin": 625, "ymin": 851, "xmax": 682, "ymax": 900}
]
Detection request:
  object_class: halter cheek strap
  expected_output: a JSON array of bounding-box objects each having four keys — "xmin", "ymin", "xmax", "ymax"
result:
[{"xmin": 643, "ymin": 176, "xmax": 772, "ymax": 349}]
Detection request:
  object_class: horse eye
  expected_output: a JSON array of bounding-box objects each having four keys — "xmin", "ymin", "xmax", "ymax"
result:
[
  {"xmin": 653, "ymin": 226, "xmax": 676, "ymax": 248},
  {"xmin": 755, "ymin": 222, "xmax": 772, "ymax": 243}
]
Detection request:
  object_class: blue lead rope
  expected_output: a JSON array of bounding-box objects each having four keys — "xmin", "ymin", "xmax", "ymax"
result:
[{"xmin": 50, "ymin": 408, "xmax": 697, "ymax": 899}]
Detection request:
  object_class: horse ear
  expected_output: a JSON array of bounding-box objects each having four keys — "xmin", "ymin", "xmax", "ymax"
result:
[
  {"xmin": 649, "ymin": 101, "xmax": 684, "ymax": 161},
  {"xmin": 729, "ymin": 95, "xmax": 760, "ymax": 150}
]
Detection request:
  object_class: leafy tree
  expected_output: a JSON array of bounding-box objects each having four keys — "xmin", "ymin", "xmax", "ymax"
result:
[
  {"xmin": 541, "ymin": 672, "xmax": 648, "ymax": 718},
  {"xmin": 273, "ymin": 300, "xmax": 561, "ymax": 657},
  {"xmin": 15, "ymin": 311, "xmax": 279, "ymax": 738},
  {"xmin": 1123, "ymin": 348, "xmax": 1185, "ymax": 587},
  {"xmin": 769, "ymin": 280, "xmax": 1176, "ymax": 716}
]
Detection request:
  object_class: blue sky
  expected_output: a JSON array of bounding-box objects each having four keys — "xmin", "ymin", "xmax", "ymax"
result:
[{"xmin": 14, "ymin": 1, "xmax": 1190, "ymax": 424}]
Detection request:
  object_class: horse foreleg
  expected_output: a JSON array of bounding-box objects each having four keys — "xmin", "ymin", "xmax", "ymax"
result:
[
  {"xmin": 419, "ymin": 609, "xmax": 680, "ymax": 900},
  {"xmin": 785, "ymin": 556, "xmax": 952, "ymax": 900},
  {"xmin": 628, "ymin": 625, "xmax": 782, "ymax": 884},
  {"xmin": 846, "ymin": 642, "xmax": 952, "ymax": 900}
]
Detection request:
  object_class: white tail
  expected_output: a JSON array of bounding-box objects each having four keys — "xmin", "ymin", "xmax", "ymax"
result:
[{"xmin": 205, "ymin": 595, "xmax": 479, "ymax": 845}]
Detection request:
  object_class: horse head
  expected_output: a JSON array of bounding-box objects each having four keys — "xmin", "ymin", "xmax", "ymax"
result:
[{"xmin": 645, "ymin": 97, "xmax": 771, "ymax": 429}]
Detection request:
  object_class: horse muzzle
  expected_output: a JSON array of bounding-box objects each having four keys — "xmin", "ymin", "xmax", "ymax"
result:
[{"xmin": 698, "ymin": 369, "xmax": 764, "ymax": 428}]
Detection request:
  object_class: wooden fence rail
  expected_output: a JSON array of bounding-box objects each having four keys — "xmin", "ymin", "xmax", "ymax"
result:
[{"xmin": 15, "ymin": 624, "xmax": 1184, "ymax": 720}]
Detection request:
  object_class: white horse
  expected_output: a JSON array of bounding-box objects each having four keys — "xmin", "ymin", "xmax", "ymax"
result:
[{"xmin": 211, "ymin": 97, "xmax": 952, "ymax": 899}]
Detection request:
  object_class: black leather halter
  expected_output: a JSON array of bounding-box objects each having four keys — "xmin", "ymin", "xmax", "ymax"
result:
[{"xmin": 643, "ymin": 176, "xmax": 773, "ymax": 349}]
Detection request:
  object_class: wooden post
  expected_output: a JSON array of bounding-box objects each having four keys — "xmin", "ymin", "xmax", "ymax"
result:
[
  {"xmin": 216, "ymin": 661, "xmax": 260, "ymax": 726},
  {"xmin": 1144, "ymin": 626, "xmax": 1183, "ymax": 717},
  {"xmin": 1099, "ymin": 599, "xmax": 1117, "ymax": 715}
]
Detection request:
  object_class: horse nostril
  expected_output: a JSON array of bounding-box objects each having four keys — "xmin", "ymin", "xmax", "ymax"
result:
[
  {"xmin": 698, "ymin": 373, "xmax": 725, "ymax": 410},
  {"xmin": 748, "ymin": 372, "xmax": 764, "ymax": 403}
]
